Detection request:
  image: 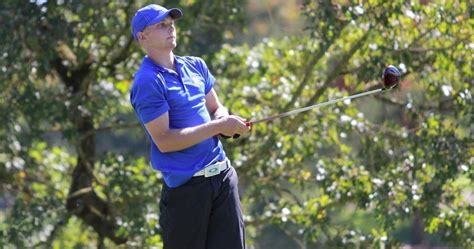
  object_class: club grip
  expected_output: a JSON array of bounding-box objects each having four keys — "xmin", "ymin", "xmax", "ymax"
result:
[
  {"xmin": 220, "ymin": 122, "xmax": 251, "ymax": 139},
  {"xmin": 220, "ymin": 133, "xmax": 241, "ymax": 139}
]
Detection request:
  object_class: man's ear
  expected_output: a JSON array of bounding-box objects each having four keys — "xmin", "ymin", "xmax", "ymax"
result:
[{"xmin": 137, "ymin": 32, "xmax": 146, "ymax": 42}]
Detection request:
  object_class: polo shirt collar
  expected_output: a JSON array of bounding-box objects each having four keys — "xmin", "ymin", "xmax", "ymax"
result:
[{"xmin": 144, "ymin": 55, "xmax": 183, "ymax": 74}]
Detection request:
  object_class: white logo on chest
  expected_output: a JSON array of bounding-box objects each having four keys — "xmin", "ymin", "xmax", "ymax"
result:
[{"xmin": 190, "ymin": 74, "xmax": 203, "ymax": 85}]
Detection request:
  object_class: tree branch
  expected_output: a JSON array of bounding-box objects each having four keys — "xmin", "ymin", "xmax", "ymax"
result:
[
  {"xmin": 382, "ymin": 36, "xmax": 470, "ymax": 53},
  {"xmin": 285, "ymin": 29, "xmax": 372, "ymax": 133},
  {"xmin": 100, "ymin": 0, "xmax": 136, "ymax": 70},
  {"xmin": 279, "ymin": 226, "xmax": 308, "ymax": 249},
  {"xmin": 279, "ymin": 187, "xmax": 304, "ymax": 207},
  {"xmin": 240, "ymin": 24, "xmax": 359, "ymax": 175},
  {"xmin": 46, "ymin": 122, "xmax": 141, "ymax": 139}
]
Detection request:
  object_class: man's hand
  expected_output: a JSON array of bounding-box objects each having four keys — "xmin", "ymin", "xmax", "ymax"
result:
[
  {"xmin": 216, "ymin": 115, "xmax": 250, "ymax": 138},
  {"xmin": 205, "ymin": 89, "xmax": 249, "ymax": 139}
]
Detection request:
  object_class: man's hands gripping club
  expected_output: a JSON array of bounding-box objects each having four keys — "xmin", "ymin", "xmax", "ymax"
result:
[{"xmin": 217, "ymin": 115, "xmax": 250, "ymax": 139}]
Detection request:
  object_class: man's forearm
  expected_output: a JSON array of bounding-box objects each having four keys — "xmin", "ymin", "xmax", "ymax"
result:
[
  {"xmin": 211, "ymin": 106, "xmax": 230, "ymax": 120},
  {"xmin": 154, "ymin": 119, "xmax": 223, "ymax": 153}
]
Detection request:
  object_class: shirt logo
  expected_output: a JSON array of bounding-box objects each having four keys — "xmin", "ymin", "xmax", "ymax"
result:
[{"xmin": 191, "ymin": 74, "xmax": 203, "ymax": 86}]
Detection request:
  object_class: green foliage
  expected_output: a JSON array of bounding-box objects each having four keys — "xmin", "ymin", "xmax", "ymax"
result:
[
  {"xmin": 93, "ymin": 153, "xmax": 165, "ymax": 247},
  {"xmin": 1, "ymin": 0, "xmax": 472, "ymax": 248},
  {"xmin": 3, "ymin": 142, "xmax": 72, "ymax": 248},
  {"xmin": 213, "ymin": 1, "xmax": 472, "ymax": 247},
  {"xmin": 1, "ymin": 0, "xmax": 245, "ymax": 247}
]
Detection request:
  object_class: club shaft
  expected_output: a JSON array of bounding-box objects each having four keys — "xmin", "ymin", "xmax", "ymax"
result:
[{"xmin": 249, "ymin": 88, "xmax": 385, "ymax": 124}]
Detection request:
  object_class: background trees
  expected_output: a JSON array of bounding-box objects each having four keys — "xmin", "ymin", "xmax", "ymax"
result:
[
  {"xmin": 1, "ymin": 0, "xmax": 472, "ymax": 248},
  {"xmin": 219, "ymin": 1, "xmax": 473, "ymax": 248},
  {"xmin": 1, "ymin": 0, "xmax": 244, "ymax": 247}
]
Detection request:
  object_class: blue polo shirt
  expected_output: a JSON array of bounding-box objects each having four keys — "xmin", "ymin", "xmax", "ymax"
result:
[{"xmin": 130, "ymin": 55, "xmax": 226, "ymax": 188}]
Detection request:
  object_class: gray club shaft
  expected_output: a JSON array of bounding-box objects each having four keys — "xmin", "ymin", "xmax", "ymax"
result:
[{"xmin": 249, "ymin": 88, "xmax": 386, "ymax": 125}]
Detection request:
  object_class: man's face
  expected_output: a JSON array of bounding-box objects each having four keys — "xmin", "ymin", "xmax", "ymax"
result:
[{"xmin": 139, "ymin": 16, "xmax": 177, "ymax": 50}]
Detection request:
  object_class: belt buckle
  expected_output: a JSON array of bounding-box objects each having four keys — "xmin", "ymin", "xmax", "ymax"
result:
[{"xmin": 204, "ymin": 164, "xmax": 221, "ymax": 177}]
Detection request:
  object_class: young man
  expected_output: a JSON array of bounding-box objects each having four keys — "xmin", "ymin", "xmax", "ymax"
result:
[{"xmin": 130, "ymin": 4, "xmax": 249, "ymax": 249}]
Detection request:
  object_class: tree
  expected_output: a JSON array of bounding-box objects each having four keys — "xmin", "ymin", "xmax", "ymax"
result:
[
  {"xmin": 1, "ymin": 0, "xmax": 472, "ymax": 248},
  {"xmin": 213, "ymin": 0, "xmax": 472, "ymax": 248},
  {"xmin": 0, "ymin": 0, "xmax": 244, "ymax": 247}
]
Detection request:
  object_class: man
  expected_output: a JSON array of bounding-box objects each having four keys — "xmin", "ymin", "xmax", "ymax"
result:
[{"xmin": 130, "ymin": 4, "xmax": 249, "ymax": 249}]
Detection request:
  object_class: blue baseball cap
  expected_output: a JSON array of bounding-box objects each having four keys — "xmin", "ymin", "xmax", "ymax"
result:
[{"xmin": 132, "ymin": 4, "xmax": 183, "ymax": 40}]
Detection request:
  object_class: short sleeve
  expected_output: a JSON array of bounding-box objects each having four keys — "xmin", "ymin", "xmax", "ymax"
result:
[
  {"xmin": 130, "ymin": 73, "xmax": 169, "ymax": 124},
  {"xmin": 195, "ymin": 57, "xmax": 216, "ymax": 94}
]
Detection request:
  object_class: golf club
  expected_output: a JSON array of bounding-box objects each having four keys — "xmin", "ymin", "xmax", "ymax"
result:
[{"xmin": 245, "ymin": 65, "xmax": 401, "ymax": 126}]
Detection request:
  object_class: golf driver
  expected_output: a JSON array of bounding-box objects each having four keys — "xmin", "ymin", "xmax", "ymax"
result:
[{"xmin": 245, "ymin": 65, "xmax": 401, "ymax": 126}]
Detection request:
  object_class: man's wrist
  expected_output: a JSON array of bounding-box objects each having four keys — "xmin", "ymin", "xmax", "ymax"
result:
[
  {"xmin": 214, "ymin": 116, "xmax": 230, "ymax": 139},
  {"xmin": 213, "ymin": 106, "xmax": 229, "ymax": 120}
]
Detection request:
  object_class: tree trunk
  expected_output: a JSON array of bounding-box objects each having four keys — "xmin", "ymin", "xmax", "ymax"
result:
[
  {"xmin": 65, "ymin": 114, "xmax": 127, "ymax": 244},
  {"xmin": 412, "ymin": 208, "xmax": 425, "ymax": 245},
  {"xmin": 54, "ymin": 56, "xmax": 127, "ymax": 244}
]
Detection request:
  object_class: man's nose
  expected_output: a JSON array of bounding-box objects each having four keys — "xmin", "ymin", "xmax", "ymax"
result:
[{"xmin": 168, "ymin": 24, "xmax": 175, "ymax": 33}]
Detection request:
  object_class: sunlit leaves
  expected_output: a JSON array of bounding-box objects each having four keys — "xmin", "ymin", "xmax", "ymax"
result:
[
  {"xmin": 1, "ymin": 0, "xmax": 247, "ymax": 247},
  {"xmin": 214, "ymin": 0, "xmax": 472, "ymax": 247},
  {"xmin": 3, "ymin": 142, "xmax": 73, "ymax": 247},
  {"xmin": 94, "ymin": 153, "xmax": 163, "ymax": 247},
  {"xmin": 1, "ymin": 0, "xmax": 472, "ymax": 247}
]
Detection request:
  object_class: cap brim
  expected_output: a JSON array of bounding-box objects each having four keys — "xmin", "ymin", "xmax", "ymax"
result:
[
  {"xmin": 168, "ymin": 8, "xmax": 183, "ymax": 19},
  {"xmin": 148, "ymin": 8, "xmax": 183, "ymax": 27}
]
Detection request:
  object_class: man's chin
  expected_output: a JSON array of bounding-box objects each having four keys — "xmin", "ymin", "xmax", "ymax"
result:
[
  {"xmin": 166, "ymin": 39, "xmax": 177, "ymax": 47},
  {"xmin": 158, "ymin": 43, "xmax": 177, "ymax": 51}
]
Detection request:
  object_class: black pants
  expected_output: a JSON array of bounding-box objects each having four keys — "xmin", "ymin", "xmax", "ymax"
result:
[{"xmin": 159, "ymin": 166, "xmax": 245, "ymax": 249}]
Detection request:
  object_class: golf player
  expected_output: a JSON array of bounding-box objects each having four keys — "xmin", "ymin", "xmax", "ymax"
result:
[{"xmin": 130, "ymin": 4, "xmax": 249, "ymax": 249}]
